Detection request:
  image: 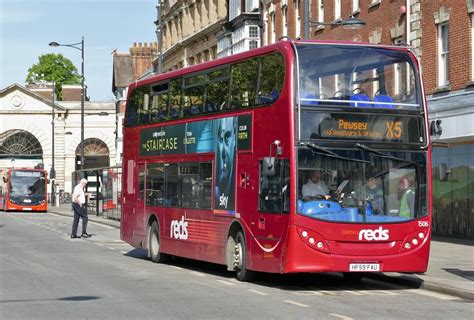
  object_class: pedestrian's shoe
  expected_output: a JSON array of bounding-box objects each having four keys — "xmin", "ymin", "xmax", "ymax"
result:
[
  {"xmin": 81, "ymin": 233, "xmax": 91, "ymax": 238},
  {"xmin": 71, "ymin": 235, "xmax": 81, "ymax": 239}
]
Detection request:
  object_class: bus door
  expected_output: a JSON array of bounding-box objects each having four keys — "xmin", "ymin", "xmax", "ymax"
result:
[
  {"xmin": 248, "ymin": 158, "xmax": 290, "ymax": 272},
  {"xmin": 135, "ymin": 163, "xmax": 146, "ymax": 236}
]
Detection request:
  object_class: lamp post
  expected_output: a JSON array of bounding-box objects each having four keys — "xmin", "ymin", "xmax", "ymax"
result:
[
  {"xmin": 308, "ymin": 16, "xmax": 366, "ymax": 30},
  {"xmin": 51, "ymin": 81, "xmax": 56, "ymax": 206},
  {"xmin": 49, "ymin": 37, "xmax": 85, "ymax": 173}
]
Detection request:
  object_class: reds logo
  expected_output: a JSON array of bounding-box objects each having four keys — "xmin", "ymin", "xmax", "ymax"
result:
[{"xmin": 359, "ymin": 227, "xmax": 389, "ymax": 241}]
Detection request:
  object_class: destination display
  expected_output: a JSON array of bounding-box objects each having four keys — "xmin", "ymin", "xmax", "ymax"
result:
[{"xmin": 301, "ymin": 112, "xmax": 423, "ymax": 144}]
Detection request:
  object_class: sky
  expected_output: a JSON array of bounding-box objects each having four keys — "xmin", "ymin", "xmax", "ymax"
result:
[{"xmin": 1, "ymin": 0, "xmax": 158, "ymax": 101}]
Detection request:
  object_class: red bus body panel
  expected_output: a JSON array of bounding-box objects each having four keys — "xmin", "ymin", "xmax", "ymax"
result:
[{"xmin": 120, "ymin": 40, "xmax": 431, "ymax": 275}]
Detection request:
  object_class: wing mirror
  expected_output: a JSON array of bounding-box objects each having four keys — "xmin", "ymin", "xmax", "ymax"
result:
[{"xmin": 438, "ymin": 163, "xmax": 451, "ymax": 182}]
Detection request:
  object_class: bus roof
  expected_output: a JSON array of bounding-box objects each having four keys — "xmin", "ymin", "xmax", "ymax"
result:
[{"xmin": 129, "ymin": 39, "xmax": 414, "ymax": 92}]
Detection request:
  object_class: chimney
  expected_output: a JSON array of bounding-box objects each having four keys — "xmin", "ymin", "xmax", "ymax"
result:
[{"xmin": 26, "ymin": 81, "xmax": 55, "ymax": 100}]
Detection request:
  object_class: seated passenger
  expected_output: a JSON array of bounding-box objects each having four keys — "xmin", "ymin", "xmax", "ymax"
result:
[{"xmin": 302, "ymin": 170, "xmax": 330, "ymax": 200}]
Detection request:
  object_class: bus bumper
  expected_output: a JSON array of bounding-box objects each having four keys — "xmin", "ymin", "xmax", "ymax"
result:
[{"xmin": 283, "ymin": 225, "xmax": 430, "ymax": 274}]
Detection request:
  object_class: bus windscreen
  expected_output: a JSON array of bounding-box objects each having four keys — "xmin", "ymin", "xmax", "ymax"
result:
[{"xmin": 297, "ymin": 44, "xmax": 421, "ymax": 110}]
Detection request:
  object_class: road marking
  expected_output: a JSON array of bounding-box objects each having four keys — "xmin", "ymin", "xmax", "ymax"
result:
[
  {"xmin": 343, "ymin": 290, "xmax": 364, "ymax": 295},
  {"xmin": 120, "ymin": 251, "xmax": 128, "ymax": 254},
  {"xmin": 356, "ymin": 290, "xmax": 398, "ymax": 296},
  {"xmin": 248, "ymin": 289, "xmax": 268, "ymax": 296},
  {"xmin": 216, "ymin": 280, "xmax": 235, "ymax": 286},
  {"xmin": 329, "ymin": 313, "xmax": 354, "ymax": 320},
  {"xmin": 168, "ymin": 265, "xmax": 184, "ymax": 270},
  {"xmin": 191, "ymin": 271, "xmax": 206, "ymax": 277},
  {"xmin": 403, "ymin": 289, "xmax": 458, "ymax": 300},
  {"xmin": 284, "ymin": 300, "xmax": 309, "ymax": 308},
  {"xmin": 291, "ymin": 290, "xmax": 325, "ymax": 296}
]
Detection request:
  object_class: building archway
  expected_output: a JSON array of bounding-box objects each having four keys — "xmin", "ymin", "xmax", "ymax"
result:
[
  {"xmin": 0, "ymin": 130, "xmax": 43, "ymax": 164},
  {"xmin": 75, "ymin": 138, "xmax": 110, "ymax": 170}
]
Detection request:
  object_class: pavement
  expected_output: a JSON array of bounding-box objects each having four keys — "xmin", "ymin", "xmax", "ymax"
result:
[{"xmin": 48, "ymin": 203, "xmax": 473, "ymax": 301}]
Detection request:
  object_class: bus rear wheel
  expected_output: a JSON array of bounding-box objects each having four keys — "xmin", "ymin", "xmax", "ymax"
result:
[
  {"xmin": 149, "ymin": 221, "xmax": 169, "ymax": 263},
  {"xmin": 234, "ymin": 231, "xmax": 256, "ymax": 282}
]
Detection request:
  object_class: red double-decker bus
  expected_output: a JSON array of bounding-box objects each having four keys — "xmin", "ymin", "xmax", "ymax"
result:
[
  {"xmin": 0, "ymin": 168, "xmax": 48, "ymax": 212},
  {"xmin": 121, "ymin": 39, "xmax": 431, "ymax": 281}
]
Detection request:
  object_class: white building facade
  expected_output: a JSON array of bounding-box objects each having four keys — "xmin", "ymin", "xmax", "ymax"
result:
[{"xmin": 0, "ymin": 83, "xmax": 117, "ymax": 194}]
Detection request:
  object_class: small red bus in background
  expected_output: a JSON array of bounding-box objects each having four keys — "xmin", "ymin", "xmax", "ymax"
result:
[
  {"xmin": 0, "ymin": 168, "xmax": 48, "ymax": 212},
  {"xmin": 121, "ymin": 39, "xmax": 431, "ymax": 281}
]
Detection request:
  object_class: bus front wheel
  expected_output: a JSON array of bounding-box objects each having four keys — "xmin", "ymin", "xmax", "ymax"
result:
[
  {"xmin": 234, "ymin": 231, "xmax": 256, "ymax": 282},
  {"xmin": 149, "ymin": 221, "xmax": 169, "ymax": 263}
]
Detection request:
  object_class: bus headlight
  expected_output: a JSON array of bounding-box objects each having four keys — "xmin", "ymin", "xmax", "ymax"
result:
[{"xmin": 297, "ymin": 226, "xmax": 330, "ymax": 253}]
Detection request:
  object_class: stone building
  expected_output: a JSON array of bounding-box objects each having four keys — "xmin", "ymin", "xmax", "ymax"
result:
[
  {"xmin": 260, "ymin": 0, "xmax": 474, "ymax": 239},
  {"xmin": 157, "ymin": 0, "xmax": 227, "ymax": 71},
  {"xmin": 1, "ymin": 83, "xmax": 116, "ymax": 194},
  {"xmin": 112, "ymin": 42, "xmax": 157, "ymax": 165}
]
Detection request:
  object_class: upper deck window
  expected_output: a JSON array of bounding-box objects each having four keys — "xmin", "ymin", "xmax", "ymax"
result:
[
  {"xmin": 298, "ymin": 44, "xmax": 421, "ymax": 110},
  {"xmin": 125, "ymin": 51, "xmax": 285, "ymax": 127}
]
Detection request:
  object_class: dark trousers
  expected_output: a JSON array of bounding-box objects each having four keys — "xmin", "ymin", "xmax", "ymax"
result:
[{"xmin": 72, "ymin": 202, "xmax": 88, "ymax": 236}]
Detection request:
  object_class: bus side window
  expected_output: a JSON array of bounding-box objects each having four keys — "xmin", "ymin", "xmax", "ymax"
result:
[
  {"xmin": 256, "ymin": 52, "xmax": 285, "ymax": 105},
  {"xmin": 146, "ymin": 163, "xmax": 164, "ymax": 206},
  {"xmin": 169, "ymin": 78, "xmax": 183, "ymax": 119},
  {"xmin": 183, "ymin": 74, "xmax": 205, "ymax": 117},
  {"xmin": 206, "ymin": 67, "xmax": 230, "ymax": 112},
  {"xmin": 137, "ymin": 88, "xmax": 151, "ymax": 124},
  {"xmin": 230, "ymin": 58, "xmax": 258, "ymax": 109},
  {"xmin": 258, "ymin": 159, "xmax": 290, "ymax": 213},
  {"xmin": 164, "ymin": 164, "xmax": 180, "ymax": 206},
  {"xmin": 126, "ymin": 87, "xmax": 148, "ymax": 126}
]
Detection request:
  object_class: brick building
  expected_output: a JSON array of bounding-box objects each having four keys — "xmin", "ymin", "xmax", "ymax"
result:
[
  {"xmin": 112, "ymin": 42, "xmax": 157, "ymax": 165},
  {"xmin": 260, "ymin": 0, "xmax": 474, "ymax": 239},
  {"xmin": 156, "ymin": 0, "xmax": 227, "ymax": 71}
]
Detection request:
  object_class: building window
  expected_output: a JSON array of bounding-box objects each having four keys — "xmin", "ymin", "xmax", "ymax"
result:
[
  {"xmin": 270, "ymin": 12, "xmax": 276, "ymax": 43},
  {"xmin": 352, "ymin": 0, "xmax": 360, "ymax": 13},
  {"xmin": 249, "ymin": 40, "xmax": 258, "ymax": 49},
  {"xmin": 318, "ymin": 0, "xmax": 324, "ymax": 25},
  {"xmin": 295, "ymin": 0, "xmax": 301, "ymax": 37},
  {"xmin": 263, "ymin": 10, "xmax": 269, "ymax": 46},
  {"xmin": 249, "ymin": 26, "xmax": 259, "ymax": 38},
  {"xmin": 282, "ymin": 6, "xmax": 288, "ymax": 36},
  {"xmin": 438, "ymin": 23, "xmax": 449, "ymax": 87},
  {"xmin": 335, "ymin": 0, "xmax": 341, "ymax": 21},
  {"xmin": 471, "ymin": 14, "xmax": 474, "ymax": 81}
]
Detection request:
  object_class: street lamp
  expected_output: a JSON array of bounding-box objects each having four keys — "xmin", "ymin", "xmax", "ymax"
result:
[
  {"xmin": 308, "ymin": 16, "xmax": 366, "ymax": 30},
  {"xmin": 49, "ymin": 37, "xmax": 85, "ymax": 172},
  {"xmin": 51, "ymin": 81, "xmax": 56, "ymax": 206}
]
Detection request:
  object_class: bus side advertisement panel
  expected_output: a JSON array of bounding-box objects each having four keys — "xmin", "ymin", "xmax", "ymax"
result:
[{"xmin": 139, "ymin": 114, "xmax": 252, "ymax": 215}]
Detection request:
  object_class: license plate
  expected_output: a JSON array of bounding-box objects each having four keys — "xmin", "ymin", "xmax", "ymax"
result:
[
  {"xmin": 349, "ymin": 263, "xmax": 380, "ymax": 272},
  {"xmin": 22, "ymin": 208, "xmax": 32, "ymax": 211}
]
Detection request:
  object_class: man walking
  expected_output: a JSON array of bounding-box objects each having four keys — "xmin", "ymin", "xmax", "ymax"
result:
[{"xmin": 71, "ymin": 178, "xmax": 91, "ymax": 238}]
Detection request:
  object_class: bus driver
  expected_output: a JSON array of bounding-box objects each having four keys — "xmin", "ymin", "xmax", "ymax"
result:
[{"xmin": 302, "ymin": 170, "xmax": 331, "ymax": 200}]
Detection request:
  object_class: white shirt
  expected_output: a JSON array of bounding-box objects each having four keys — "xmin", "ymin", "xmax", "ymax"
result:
[
  {"xmin": 302, "ymin": 180, "xmax": 329, "ymax": 198},
  {"xmin": 73, "ymin": 184, "xmax": 86, "ymax": 205}
]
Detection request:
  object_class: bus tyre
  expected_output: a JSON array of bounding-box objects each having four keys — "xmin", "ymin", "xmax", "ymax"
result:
[
  {"xmin": 234, "ymin": 231, "xmax": 256, "ymax": 282},
  {"xmin": 343, "ymin": 272, "xmax": 365, "ymax": 282},
  {"xmin": 149, "ymin": 221, "xmax": 169, "ymax": 263}
]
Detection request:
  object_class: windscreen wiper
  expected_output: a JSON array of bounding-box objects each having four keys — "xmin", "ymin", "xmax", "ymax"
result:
[
  {"xmin": 355, "ymin": 143, "xmax": 421, "ymax": 166},
  {"xmin": 301, "ymin": 142, "xmax": 370, "ymax": 164}
]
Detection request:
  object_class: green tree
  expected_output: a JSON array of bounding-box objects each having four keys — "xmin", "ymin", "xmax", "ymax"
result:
[{"xmin": 26, "ymin": 53, "xmax": 81, "ymax": 100}]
